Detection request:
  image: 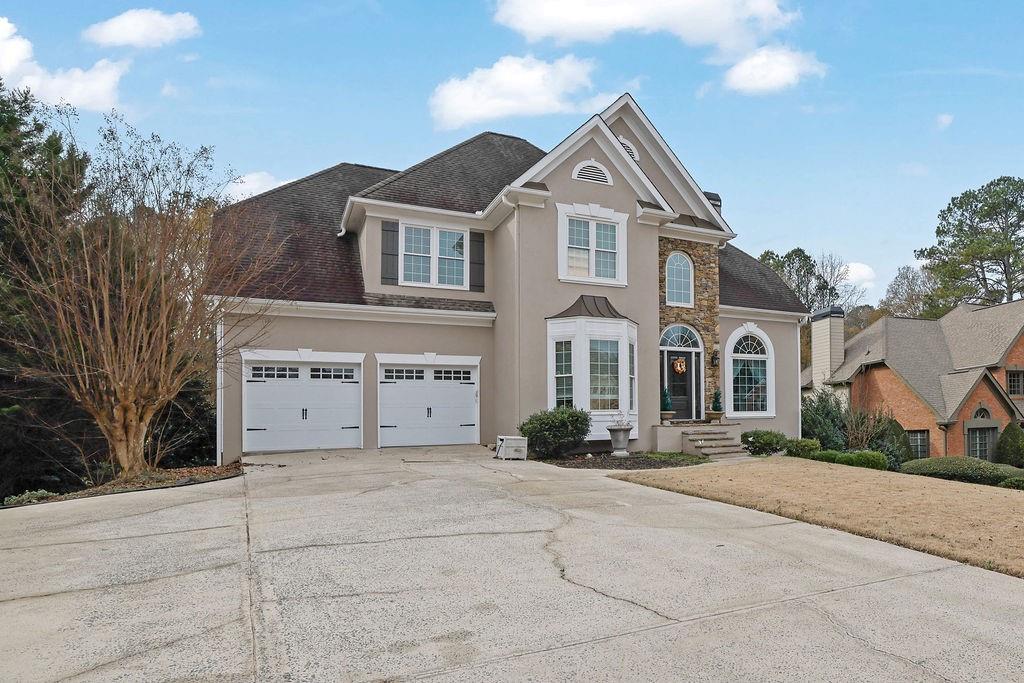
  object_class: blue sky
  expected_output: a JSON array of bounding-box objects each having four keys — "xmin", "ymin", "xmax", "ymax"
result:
[{"xmin": 3, "ymin": 1, "xmax": 1023, "ymax": 303}]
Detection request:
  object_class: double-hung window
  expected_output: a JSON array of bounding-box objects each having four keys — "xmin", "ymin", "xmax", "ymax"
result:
[
  {"xmin": 400, "ymin": 224, "xmax": 467, "ymax": 289},
  {"xmin": 1008, "ymin": 370, "xmax": 1024, "ymax": 396},
  {"xmin": 628, "ymin": 342, "xmax": 636, "ymax": 411},
  {"xmin": 567, "ymin": 218, "xmax": 617, "ymax": 280},
  {"xmin": 554, "ymin": 341, "xmax": 574, "ymax": 408},
  {"xmin": 907, "ymin": 430, "xmax": 929, "ymax": 458},
  {"xmin": 556, "ymin": 204, "xmax": 628, "ymax": 286},
  {"xmin": 589, "ymin": 339, "xmax": 620, "ymax": 411}
]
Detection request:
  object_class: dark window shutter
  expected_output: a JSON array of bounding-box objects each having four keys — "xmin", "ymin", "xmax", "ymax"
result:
[
  {"xmin": 469, "ymin": 231, "xmax": 485, "ymax": 292},
  {"xmin": 381, "ymin": 220, "xmax": 399, "ymax": 285}
]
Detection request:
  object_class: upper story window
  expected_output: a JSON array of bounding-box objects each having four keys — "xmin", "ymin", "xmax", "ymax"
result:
[
  {"xmin": 974, "ymin": 407, "xmax": 991, "ymax": 420},
  {"xmin": 556, "ymin": 203, "xmax": 628, "ymax": 287},
  {"xmin": 1008, "ymin": 370, "xmax": 1023, "ymax": 396},
  {"xmin": 665, "ymin": 252, "xmax": 694, "ymax": 307},
  {"xmin": 399, "ymin": 224, "xmax": 467, "ymax": 289},
  {"xmin": 571, "ymin": 159, "xmax": 613, "ymax": 185},
  {"xmin": 725, "ymin": 323, "xmax": 775, "ymax": 418}
]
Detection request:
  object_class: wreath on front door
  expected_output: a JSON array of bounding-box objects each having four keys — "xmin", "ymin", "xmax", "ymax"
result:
[{"xmin": 672, "ymin": 357, "xmax": 687, "ymax": 374}]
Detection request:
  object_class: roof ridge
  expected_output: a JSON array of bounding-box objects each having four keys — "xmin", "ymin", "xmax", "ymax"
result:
[
  {"xmin": 226, "ymin": 160, "xmax": 397, "ymax": 208},
  {"xmin": 354, "ymin": 131, "xmax": 541, "ymax": 200}
]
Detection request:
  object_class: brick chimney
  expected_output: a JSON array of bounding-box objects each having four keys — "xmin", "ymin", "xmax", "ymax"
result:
[{"xmin": 810, "ymin": 306, "xmax": 845, "ymax": 390}]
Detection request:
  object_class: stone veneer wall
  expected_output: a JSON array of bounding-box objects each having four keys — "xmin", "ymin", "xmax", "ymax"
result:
[{"xmin": 658, "ymin": 237, "xmax": 721, "ymax": 411}]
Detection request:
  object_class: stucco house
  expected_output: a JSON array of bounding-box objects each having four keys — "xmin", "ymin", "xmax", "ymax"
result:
[
  {"xmin": 806, "ymin": 303, "xmax": 1024, "ymax": 459},
  {"xmin": 212, "ymin": 94, "xmax": 807, "ymax": 464}
]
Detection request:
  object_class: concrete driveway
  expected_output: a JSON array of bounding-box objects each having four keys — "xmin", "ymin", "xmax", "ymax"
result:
[{"xmin": 2, "ymin": 447, "xmax": 1023, "ymax": 681}]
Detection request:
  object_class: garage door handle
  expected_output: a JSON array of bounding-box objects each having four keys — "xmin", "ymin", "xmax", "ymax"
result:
[
  {"xmin": 246, "ymin": 380, "xmax": 266, "ymax": 383},
  {"xmin": 380, "ymin": 381, "xmax": 397, "ymax": 384},
  {"xmin": 380, "ymin": 425, "xmax": 397, "ymax": 428},
  {"xmin": 460, "ymin": 381, "xmax": 475, "ymax": 385},
  {"xmin": 460, "ymin": 423, "xmax": 476, "ymax": 427},
  {"xmin": 246, "ymin": 428, "xmax": 267, "ymax": 431},
  {"xmin": 341, "ymin": 426, "xmax": 359, "ymax": 430}
]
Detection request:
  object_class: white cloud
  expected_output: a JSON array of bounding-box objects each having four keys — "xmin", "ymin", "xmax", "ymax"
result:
[
  {"xmin": 723, "ymin": 45, "xmax": 826, "ymax": 94},
  {"xmin": 494, "ymin": 0, "xmax": 797, "ymax": 59},
  {"xmin": 229, "ymin": 171, "xmax": 293, "ymax": 199},
  {"xmin": 160, "ymin": 81, "xmax": 180, "ymax": 97},
  {"xmin": 179, "ymin": 52, "xmax": 200, "ymax": 63},
  {"xmin": 0, "ymin": 17, "xmax": 128, "ymax": 111},
  {"xmin": 846, "ymin": 262, "xmax": 877, "ymax": 290},
  {"xmin": 83, "ymin": 9, "xmax": 200, "ymax": 48},
  {"xmin": 935, "ymin": 113, "xmax": 954, "ymax": 130},
  {"xmin": 430, "ymin": 54, "xmax": 610, "ymax": 129}
]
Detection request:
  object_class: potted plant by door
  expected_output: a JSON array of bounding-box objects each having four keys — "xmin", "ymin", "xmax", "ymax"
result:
[
  {"xmin": 706, "ymin": 389, "xmax": 724, "ymax": 423},
  {"xmin": 607, "ymin": 412, "xmax": 633, "ymax": 457},
  {"xmin": 660, "ymin": 387, "xmax": 674, "ymax": 424}
]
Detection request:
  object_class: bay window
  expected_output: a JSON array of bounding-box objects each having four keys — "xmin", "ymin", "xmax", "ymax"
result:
[
  {"xmin": 399, "ymin": 224, "xmax": 467, "ymax": 289},
  {"xmin": 547, "ymin": 316, "xmax": 637, "ymax": 440}
]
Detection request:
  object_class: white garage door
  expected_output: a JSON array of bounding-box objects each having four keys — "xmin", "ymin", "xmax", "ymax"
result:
[
  {"xmin": 378, "ymin": 365, "xmax": 478, "ymax": 447},
  {"xmin": 244, "ymin": 363, "xmax": 362, "ymax": 452}
]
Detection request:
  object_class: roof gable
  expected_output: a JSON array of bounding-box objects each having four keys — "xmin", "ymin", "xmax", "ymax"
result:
[
  {"xmin": 939, "ymin": 300, "xmax": 1024, "ymax": 369},
  {"xmin": 510, "ymin": 113, "xmax": 670, "ymax": 211},
  {"xmin": 601, "ymin": 94, "xmax": 733, "ymax": 235}
]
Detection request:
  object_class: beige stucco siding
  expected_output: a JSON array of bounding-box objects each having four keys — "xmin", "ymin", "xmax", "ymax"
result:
[
  {"xmin": 515, "ymin": 138, "xmax": 662, "ymax": 449},
  {"xmin": 220, "ymin": 313, "xmax": 494, "ymax": 464},
  {"xmin": 719, "ymin": 314, "xmax": 802, "ymax": 437}
]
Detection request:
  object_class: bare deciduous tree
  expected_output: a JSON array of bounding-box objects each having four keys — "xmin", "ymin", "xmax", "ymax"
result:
[{"xmin": 1, "ymin": 115, "xmax": 280, "ymax": 478}]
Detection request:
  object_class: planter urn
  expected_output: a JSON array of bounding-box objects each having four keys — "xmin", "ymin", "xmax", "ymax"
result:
[
  {"xmin": 705, "ymin": 410, "xmax": 724, "ymax": 423},
  {"xmin": 660, "ymin": 410, "xmax": 675, "ymax": 425},
  {"xmin": 607, "ymin": 424, "xmax": 632, "ymax": 457}
]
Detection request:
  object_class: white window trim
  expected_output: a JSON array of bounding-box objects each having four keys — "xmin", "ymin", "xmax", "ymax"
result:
[
  {"xmin": 571, "ymin": 159, "xmax": 614, "ymax": 185},
  {"xmin": 724, "ymin": 322, "xmax": 776, "ymax": 419},
  {"xmin": 547, "ymin": 317, "xmax": 638, "ymax": 441},
  {"xmin": 665, "ymin": 251, "xmax": 695, "ymax": 308},
  {"xmin": 556, "ymin": 203, "xmax": 628, "ymax": 287},
  {"xmin": 398, "ymin": 222, "xmax": 470, "ymax": 291}
]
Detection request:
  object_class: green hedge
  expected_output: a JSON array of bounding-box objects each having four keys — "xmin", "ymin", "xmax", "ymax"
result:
[
  {"xmin": 785, "ymin": 438, "xmax": 820, "ymax": 458},
  {"xmin": 518, "ymin": 406, "xmax": 592, "ymax": 459},
  {"xmin": 741, "ymin": 430, "xmax": 789, "ymax": 456},
  {"xmin": 791, "ymin": 448, "xmax": 888, "ymax": 470},
  {"xmin": 900, "ymin": 456, "xmax": 1024, "ymax": 486},
  {"xmin": 998, "ymin": 477, "xmax": 1024, "ymax": 490},
  {"xmin": 994, "ymin": 421, "xmax": 1024, "ymax": 468}
]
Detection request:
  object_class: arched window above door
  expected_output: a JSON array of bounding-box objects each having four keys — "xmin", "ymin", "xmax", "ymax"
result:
[{"xmin": 660, "ymin": 324, "xmax": 702, "ymax": 349}]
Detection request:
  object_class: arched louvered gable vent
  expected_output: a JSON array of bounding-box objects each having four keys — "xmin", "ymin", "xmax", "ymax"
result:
[
  {"xmin": 618, "ymin": 136, "xmax": 639, "ymax": 162},
  {"xmin": 571, "ymin": 159, "xmax": 613, "ymax": 185}
]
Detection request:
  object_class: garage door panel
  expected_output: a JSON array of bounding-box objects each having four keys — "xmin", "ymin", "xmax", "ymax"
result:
[
  {"xmin": 378, "ymin": 365, "xmax": 478, "ymax": 448},
  {"xmin": 244, "ymin": 363, "xmax": 362, "ymax": 452}
]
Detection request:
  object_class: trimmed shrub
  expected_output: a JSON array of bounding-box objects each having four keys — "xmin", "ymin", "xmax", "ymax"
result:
[
  {"xmin": 3, "ymin": 489, "xmax": 54, "ymax": 506},
  {"xmin": 801, "ymin": 389, "xmax": 846, "ymax": 451},
  {"xmin": 785, "ymin": 438, "xmax": 821, "ymax": 458},
  {"xmin": 994, "ymin": 421, "xmax": 1024, "ymax": 468},
  {"xmin": 789, "ymin": 448, "xmax": 887, "ymax": 470},
  {"xmin": 838, "ymin": 450, "xmax": 888, "ymax": 470},
  {"xmin": 518, "ymin": 407, "xmax": 592, "ymax": 459},
  {"xmin": 998, "ymin": 477, "xmax": 1024, "ymax": 490},
  {"xmin": 900, "ymin": 456, "xmax": 1024, "ymax": 486},
  {"xmin": 741, "ymin": 430, "xmax": 789, "ymax": 456}
]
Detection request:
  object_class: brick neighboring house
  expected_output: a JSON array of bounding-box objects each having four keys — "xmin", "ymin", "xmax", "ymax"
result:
[{"xmin": 804, "ymin": 302, "xmax": 1024, "ymax": 459}]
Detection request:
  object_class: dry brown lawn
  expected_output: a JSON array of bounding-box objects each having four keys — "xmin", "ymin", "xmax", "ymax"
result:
[{"xmin": 616, "ymin": 456, "xmax": 1024, "ymax": 578}]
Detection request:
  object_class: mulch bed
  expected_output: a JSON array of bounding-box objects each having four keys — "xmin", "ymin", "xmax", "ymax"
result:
[
  {"xmin": 9, "ymin": 463, "xmax": 242, "ymax": 507},
  {"xmin": 536, "ymin": 452, "xmax": 708, "ymax": 470}
]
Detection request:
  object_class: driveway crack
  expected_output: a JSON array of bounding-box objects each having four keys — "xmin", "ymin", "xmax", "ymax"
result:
[
  {"xmin": 802, "ymin": 601, "xmax": 954, "ymax": 682},
  {"xmin": 241, "ymin": 467, "xmax": 259, "ymax": 682},
  {"xmin": 542, "ymin": 513, "xmax": 678, "ymax": 624}
]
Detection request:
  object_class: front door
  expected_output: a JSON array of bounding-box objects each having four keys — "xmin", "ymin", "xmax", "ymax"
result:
[{"xmin": 662, "ymin": 350, "xmax": 702, "ymax": 420}]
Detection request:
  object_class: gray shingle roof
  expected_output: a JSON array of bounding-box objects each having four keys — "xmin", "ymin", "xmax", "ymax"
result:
[
  {"xmin": 548, "ymin": 295, "xmax": 634, "ymax": 323},
  {"xmin": 718, "ymin": 244, "xmax": 809, "ymax": 314},
  {"xmin": 355, "ymin": 132, "xmax": 546, "ymax": 214},
  {"xmin": 212, "ymin": 162, "xmax": 495, "ymax": 313},
  {"xmin": 828, "ymin": 302, "xmax": 1024, "ymax": 419}
]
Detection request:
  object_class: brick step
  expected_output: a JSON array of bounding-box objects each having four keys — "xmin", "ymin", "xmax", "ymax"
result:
[{"xmin": 678, "ymin": 428, "xmax": 730, "ymax": 436}]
